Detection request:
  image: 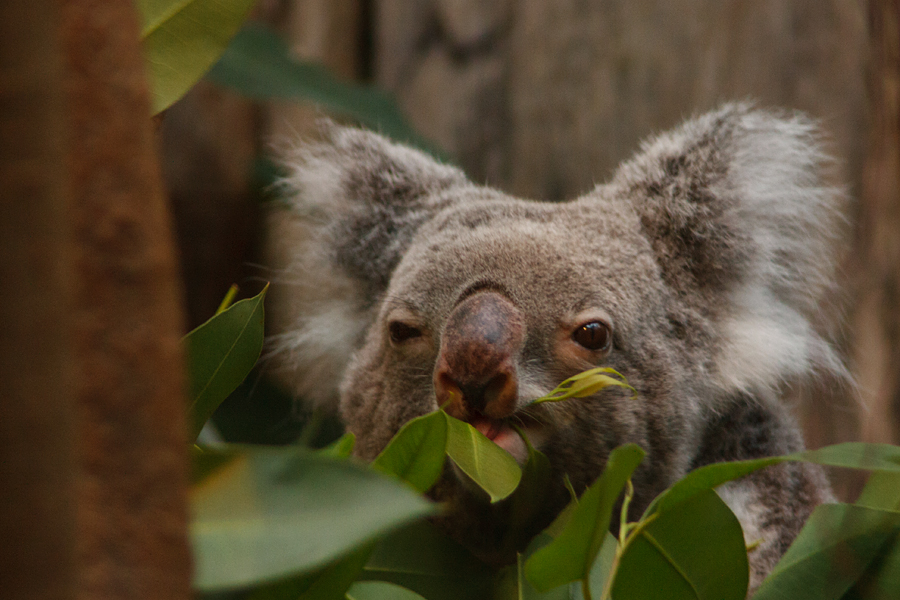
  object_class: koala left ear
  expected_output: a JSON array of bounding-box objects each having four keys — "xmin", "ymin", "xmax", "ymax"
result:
[
  {"xmin": 268, "ymin": 124, "xmax": 469, "ymax": 407},
  {"xmin": 610, "ymin": 103, "xmax": 847, "ymax": 392},
  {"xmin": 281, "ymin": 123, "xmax": 469, "ymax": 299}
]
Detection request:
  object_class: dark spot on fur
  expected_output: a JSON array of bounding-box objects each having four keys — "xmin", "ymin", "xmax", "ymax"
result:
[
  {"xmin": 666, "ymin": 155, "xmax": 685, "ymax": 177},
  {"xmin": 691, "ymin": 394, "xmax": 801, "ymax": 468},
  {"xmin": 667, "ymin": 315, "xmax": 688, "ymax": 340}
]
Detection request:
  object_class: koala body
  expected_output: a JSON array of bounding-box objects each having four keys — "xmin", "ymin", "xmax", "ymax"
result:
[{"xmin": 272, "ymin": 104, "xmax": 844, "ymax": 591}]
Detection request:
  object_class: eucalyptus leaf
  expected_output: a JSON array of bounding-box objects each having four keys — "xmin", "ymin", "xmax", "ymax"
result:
[
  {"xmin": 137, "ymin": 0, "xmax": 258, "ymax": 113},
  {"xmin": 363, "ymin": 521, "xmax": 495, "ymax": 600},
  {"xmin": 245, "ymin": 545, "xmax": 371, "ymax": 600},
  {"xmin": 580, "ymin": 531, "xmax": 617, "ymax": 600},
  {"xmin": 206, "ymin": 24, "xmax": 441, "ymax": 156},
  {"xmin": 372, "ymin": 411, "xmax": 447, "ymax": 494},
  {"xmin": 642, "ymin": 456, "xmax": 781, "ymax": 518},
  {"xmin": 793, "ymin": 443, "xmax": 900, "ymax": 472},
  {"xmin": 644, "ymin": 443, "xmax": 900, "ymax": 520},
  {"xmin": 531, "ymin": 368, "xmax": 636, "ymax": 404},
  {"xmin": 501, "ymin": 429, "xmax": 553, "ymax": 555},
  {"xmin": 192, "ymin": 444, "xmax": 236, "ymax": 484},
  {"xmin": 516, "ymin": 535, "xmax": 574, "ymax": 600},
  {"xmin": 856, "ymin": 471, "xmax": 900, "ymax": 511},
  {"xmin": 843, "ymin": 533, "xmax": 900, "ymax": 600},
  {"xmin": 612, "ymin": 489, "xmax": 748, "ymax": 600},
  {"xmin": 524, "ymin": 444, "xmax": 645, "ymax": 592},
  {"xmin": 444, "ymin": 412, "xmax": 522, "ymax": 503},
  {"xmin": 752, "ymin": 503, "xmax": 900, "ymax": 600},
  {"xmin": 516, "ymin": 526, "xmax": 616, "ymax": 600},
  {"xmin": 346, "ymin": 581, "xmax": 427, "ymax": 600},
  {"xmin": 191, "ymin": 446, "xmax": 434, "ymax": 591},
  {"xmin": 318, "ymin": 432, "xmax": 356, "ymax": 459},
  {"xmin": 183, "ymin": 286, "xmax": 267, "ymax": 441}
]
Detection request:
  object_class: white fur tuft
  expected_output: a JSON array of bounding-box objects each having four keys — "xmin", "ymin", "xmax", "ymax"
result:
[{"xmin": 711, "ymin": 107, "xmax": 848, "ymax": 392}]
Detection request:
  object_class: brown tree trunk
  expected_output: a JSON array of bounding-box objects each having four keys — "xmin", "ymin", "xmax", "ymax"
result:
[
  {"xmin": 59, "ymin": 2, "xmax": 193, "ymax": 599},
  {"xmin": 0, "ymin": 1, "xmax": 77, "ymax": 599},
  {"xmin": 853, "ymin": 0, "xmax": 900, "ymax": 445}
]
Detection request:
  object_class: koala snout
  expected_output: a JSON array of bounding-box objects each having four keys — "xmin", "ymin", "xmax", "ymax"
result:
[{"xmin": 433, "ymin": 292, "xmax": 525, "ymax": 420}]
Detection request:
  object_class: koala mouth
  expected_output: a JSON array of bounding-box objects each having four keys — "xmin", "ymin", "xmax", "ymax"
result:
[{"xmin": 469, "ymin": 415, "xmax": 531, "ymax": 464}]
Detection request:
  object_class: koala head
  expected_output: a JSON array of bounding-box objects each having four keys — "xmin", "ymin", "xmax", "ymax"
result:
[{"xmin": 271, "ymin": 104, "xmax": 846, "ymax": 562}]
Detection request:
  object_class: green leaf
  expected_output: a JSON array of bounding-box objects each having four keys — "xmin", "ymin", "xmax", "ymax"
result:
[
  {"xmin": 752, "ymin": 503, "xmax": 900, "ymax": 600},
  {"xmin": 318, "ymin": 432, "xmax": 356, "ymax": 459},
  {"xmin": 543, "ymin": 500, "xmax": 577, "ymax": 539},
  {"xmin": 791, "ymin": 443, "xmax": 900, "ymax": 472},
  {"xmin": 516, "ymin": 535, "xmax": 575, "ymax": 600},
  {"xmin": 372, "ymin": 411, "xmax": 448, "ymax": 493},
  {"xmin": 245, "ymin": 545, "xmax": 372, "ymax": 600},
  {"xmin": 501, "ymin": 433, "xmax": 553, "ymax": 554},
  {"xmin": 857, "ymin": 471, "xmax": 900, "ymax": 511},
  {"xmin": 191, "ymin": 444, "xmax": 234, "ymax": 484},
  {"xmin": 524, "ymin": 444, "xmax": 645, "ymax": 592},
  {"xmin": 843, "ymin": 532, "xmax": 900, "ymax": 600},
  {"xmin": 444, "ymin": 412, "xmax": 522, "ymax": 503},
  {"xmin": 362, "ymin": 521, "xmax": 495, "ymax": 600},
  {"xmin": 215, "ymin": 283, "xmax": 239, "ymax": 314},
  {"xmin": 183, "ymin": 286, "xmax": 267, "ymax": 441},
  {"xmin": 642, "ymin": 456, "xmax": 781, "ymax": 518},
  {"xmin": 514, "ymin": 531, "xmax": 616, "ymax": 600},
  {"xmin": 346, "ymin": 581, "xmax": 428, "ymax": 600},
  {"xmin": 612, "ymin": 489, "xmax": 748, "ymax": 600},
  {"xmin": 191, "ymin": 446, "xmax": 434, "ymax": 591},
  {"xmin": 644, "ymin": 442, "xmax": 900, "ymax": 520},
  {"xmin": 206, "ymin": 24, "xmax": 442, "ymax": 156},
  {"xmin": 580, "ymin": 531, "xmax": 617, "ymax": 600},
  {"xmin": 137, "ymin": 0, "xmax": 258, "ymax": 114},
  {"xmin": 531, "ymin": 368, "xmax": 636, "ymax": 404}
]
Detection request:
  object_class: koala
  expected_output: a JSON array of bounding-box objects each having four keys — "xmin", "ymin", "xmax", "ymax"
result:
[{"xmin": 270, "ymin": 104, "xmax": 845, "ymax": 592}]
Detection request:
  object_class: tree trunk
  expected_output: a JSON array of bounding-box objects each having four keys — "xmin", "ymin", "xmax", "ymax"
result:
[
  {"xmin": 0, "ymin": 1, "xmax": 77, "ymax": 599},
  {"xmin": 852, "ymin": 0, "xmax": 900, "ymax": 445},
  {"xmin": 59, "ymin": 2, "xmax": 193, "ymax": 599}
]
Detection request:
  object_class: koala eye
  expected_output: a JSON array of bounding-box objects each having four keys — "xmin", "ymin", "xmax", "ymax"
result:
[
  {"xmin": 572, "ymin": 321, "xmax": 612, "ymax": 351},
  {"xmin": 389, "ymin": 321, "xmax": 422, "ymax": 344}
]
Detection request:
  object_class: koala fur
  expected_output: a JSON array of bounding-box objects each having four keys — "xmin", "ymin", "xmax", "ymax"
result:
[{"xmin": 270, "ymin": 104, "xmax": 844, "ymax": 592}]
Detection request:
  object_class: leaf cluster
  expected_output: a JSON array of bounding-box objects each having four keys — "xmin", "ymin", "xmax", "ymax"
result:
[{"xmin": 182, "ymin": 285, "xmax": 900, "ymax": 600}]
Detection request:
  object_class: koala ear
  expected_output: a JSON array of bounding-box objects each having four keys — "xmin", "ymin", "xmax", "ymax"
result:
[
  {"xmin": 267, "ymin": 123, "xmax": 468, "ymax": 406},
  {"xmin": 611, "ymin": 103, "xmax": 848, "ymax": 393},
  {"xmin": 281, "ymin": 123, "xmax": 468, "ymax": 298}
]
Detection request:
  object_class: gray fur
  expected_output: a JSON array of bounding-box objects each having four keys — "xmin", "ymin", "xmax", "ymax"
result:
[{"xmin": 271, "ymin": 105, "xmax": 844, "ymax": 593}]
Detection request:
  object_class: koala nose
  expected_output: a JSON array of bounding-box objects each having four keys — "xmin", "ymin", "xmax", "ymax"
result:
[{"xmin": 434, "ymin": 291, "xmax": 524, "ymax": 420}]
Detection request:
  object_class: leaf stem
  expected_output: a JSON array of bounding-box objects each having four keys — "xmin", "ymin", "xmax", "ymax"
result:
[
  {"xmin": 619, "ymin": 479, "xmax": 634, "ymax": 546},
  {"xmin": 215, "ymin": 284, "xmax": 239, "ymax": 315},
  {"xmin": 600, "ymin": 480, "xmax": 660, "ymax": 600}
]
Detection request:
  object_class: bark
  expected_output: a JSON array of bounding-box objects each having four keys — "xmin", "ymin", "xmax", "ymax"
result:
[
  {"xmin": 376, "ymin": 0, "xmax": 867, "ymax": 200},
  {"xmin": 853, "ymin": 0, "xmax": 900, "ymax": 445},
  {"xmin": 0, "ymin": 1, "xmax": 77, "ymax": 599},
  {"xmin": 58, "ymin": 2, "xmax": 193, "ymax": 599}
]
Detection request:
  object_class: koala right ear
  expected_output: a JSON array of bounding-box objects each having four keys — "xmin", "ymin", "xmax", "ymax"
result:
[{"xmin": 268, "ymin": 124, "xmax": 468, "ymax": 406}]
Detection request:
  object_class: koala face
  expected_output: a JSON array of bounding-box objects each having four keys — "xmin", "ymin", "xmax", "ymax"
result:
[
  {"xmin": 339, "ymin": 194, "xmax": 699, "ymax": 508},
  {"xmin": 272, "ymin": 104, "xmax": 845, "ymax": 570}
]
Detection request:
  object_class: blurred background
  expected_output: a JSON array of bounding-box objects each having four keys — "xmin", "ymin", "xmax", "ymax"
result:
[{"xmin": 157, "ymin": 0, "xmax": 899, "ymax": 499}]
